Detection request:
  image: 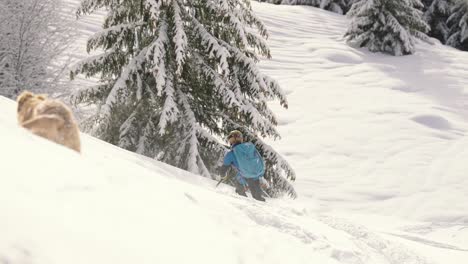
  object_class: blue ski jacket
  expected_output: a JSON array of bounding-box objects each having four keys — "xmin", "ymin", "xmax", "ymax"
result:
[{"xmin": 222, "ymin": 142, "xmax": 264, "ymax": 185}]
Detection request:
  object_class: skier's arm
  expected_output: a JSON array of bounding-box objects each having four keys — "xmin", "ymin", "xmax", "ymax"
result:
[
  {"xmin": 220, "ymin": 151, "xmax": 235, "ymax": 175},
  {"xmin": 218, "ymin": 151, "xmax": 236, "ymax": 182}
]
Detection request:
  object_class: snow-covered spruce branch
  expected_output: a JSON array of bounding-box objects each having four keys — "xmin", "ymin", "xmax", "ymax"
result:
[
  {"xmin": 157, "ymin": 69, "xmax": 179, "ymax": 135},
  {"xmin": 80, "ymin": 47, "xmax": 149, "ymax": 135},
  {"xmin": 447, "ymin": 0, "xmax": 468, "ymax": 50},
  {"xmin": 70, "ymin": 48, "xmax": 122, "ymax": 79},
  {"xmin": 145, "ymin": 0, "xmax": 162, "ymax": 21},
  {"xmin": 228, "ymin": 74, "xmax": 280, "ymax": 138},
  {"xmin": 76, "ymin": 0, "xmax": 102, "ymax": 16},
  {"xmin": 190, "ymin": 16, "xmax": 231, "ymax": 75},
  {"xmin": 204, "ymin": 1, "xmax": 249, "ymax": 47},
  {"xmin": 193, "ymin": 54, "xmax": 241, "ymax": 108},
  {"xmin": 238, "ymin": 0, "xmax": 270, "ymax": 38},
  {"xmin": 104, "ymin": 47, "xmax": 149, "ymax": 113},
  {"xmin": 87, "ymin": 23, "xmax": 146, "ymax": 53},
  {"xmin": 146, "ymin": 17, "xmax": 169, "ymax": 96},
  {"xmin": 423, "ymin": 0, "xmax": 451, "ymax": 43},
  {"xmin": 177, "ymin": 90, "xmax": 210, "ymax": 177},
  {"xmin": 221, "ymin": 41, "xmax": 288, "ymax": 107},
  {"xmin": 172, "ymin": 1, "xmax": 187, "ymax": 74}
]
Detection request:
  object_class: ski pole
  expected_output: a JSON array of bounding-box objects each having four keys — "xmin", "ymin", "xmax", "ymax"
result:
[
  {"xmin": 216, "ymin": 174, "xmax": 233, "ymax": 187},
  {"xmin": 261, "ymin": 188, "xmax": 271, "ymax": 198},
  {"xmin": 216, "ymin": 176, "xmax": 225, "ymax": 187}
]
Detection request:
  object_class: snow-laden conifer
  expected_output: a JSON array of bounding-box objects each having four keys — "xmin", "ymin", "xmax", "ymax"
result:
[
  {"xmin": 73, "ymin": 0, "xmax": 297, "ymax": 197},
  {"xmin": 345, "ymin": 0, "xmax": 430, "ymax": 56},
  {"xmin": 258, "ymin": 0, "xmax": 354, "ymax": 15},
  {"xmin": 318, "ymin": 0, "xmax": 354, "ymax": 14},
  {"xmin": 447, "ymin": 0, "xmax": 468, "ymax": 50},
  {"xmin": 280, "ymin": 0, "xmax": 320, "ymax": 6},
  {"xmin": 423, "ymin": 0, "xmax": 453, "ymax": 43}
]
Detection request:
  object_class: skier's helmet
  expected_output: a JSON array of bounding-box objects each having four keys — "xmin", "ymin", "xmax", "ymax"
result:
[{"xmin": 227, "ymin": 130, "xmax": 243, "ymax": 145}]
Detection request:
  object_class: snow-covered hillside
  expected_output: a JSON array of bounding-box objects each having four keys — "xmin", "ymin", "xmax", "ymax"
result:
[
  {"xmin": 255, "ymin": 2, "xmax": 468, "ymax": 222},
  {"xmin": 2, "ymin": 95, "xmax": 437, "ymax": 264},
  {"xmin": 2, "ymin": 1, "xmax": 468, "ymax": 264}
]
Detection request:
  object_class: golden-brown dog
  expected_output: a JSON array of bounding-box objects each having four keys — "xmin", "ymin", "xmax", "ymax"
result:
[{"xmin": 17, "ymin": 91, "xmax": 81, "ymax": 153}]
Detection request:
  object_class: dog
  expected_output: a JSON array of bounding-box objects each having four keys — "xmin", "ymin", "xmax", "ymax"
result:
[{"xmin": 17, "ymin": 91, "xmax": 81, "ymax": 153}]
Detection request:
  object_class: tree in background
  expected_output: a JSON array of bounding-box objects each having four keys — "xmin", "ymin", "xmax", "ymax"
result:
[
  {"xmin": 257, "ymin": 0, "xmax": 319, "ymax": 6},
  {"xmin": 345, "ymin": 0, "xmax": 430, "ymax": 56},
  {"xmin": 318, "ymin": 0, "xmax": 354, "ymax": 14},
  {"xmin": 257, "ymin": 0, "xmax": 354, "ymax": 15},
  {"xmin": 447, "ymin": 0, "xmax": 468, "ymax": 51},
  {"xmin": 422, "ymin": 0, "xmax": 453, "ymax": 43},
  {"xmin": 0, "ymin": 0, "xmax": 73, "ymax": 98},
  {"xmin": 281, "ymin": 0, "xmax": 321, "ymax": 6},
  {"xmin": 73, "ymin": 0, "xmax": 297, "ymax": 198}
]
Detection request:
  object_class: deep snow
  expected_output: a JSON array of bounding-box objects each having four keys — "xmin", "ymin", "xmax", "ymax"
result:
[
  {"xmin": 255, "ymin": 2, "xmax": 468, "ymax": 224},
  {"xmin": 1, "ymin": 1, "xmax": 468, "ymax": 264}
]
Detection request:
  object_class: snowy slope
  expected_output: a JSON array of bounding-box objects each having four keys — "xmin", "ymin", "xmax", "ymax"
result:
[
  {"xmin": 255, "ymin": 1, "xmax": 468, "ymax": 229},
  {"xmin": 2, "ymin": 1, "xmax": 468, "ymax": 264},
  {"xmin": 0, "ymin": 96, "xmax": 332, "ymax": 264},
  {"xmin": 254, "ymin": 2, "xmax": 468, "ymax": 260},
  {"xmin": 1, "ymin": 94, "xmax": 423, "ymax": 264}
]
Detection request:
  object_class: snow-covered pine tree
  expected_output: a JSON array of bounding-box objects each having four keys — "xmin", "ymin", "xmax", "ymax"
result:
[
  {"xmin": 319, "ymin": 0, "xmax": 354, "ymax": 14},
  {"xmin": 257, "ymin": 0, "xmax": 354, "ymax": 15},
  {"xmin": 72, "ymin": 0, "xmax": 297, "ymax": 197},
  {"xmin": 422, "ymin": 0, "xmax": 453, "ymax": 43},
  {"xmin": 0, "ymin": 0, "xmax": 73, "ymax": 98},
  {"xmin": 278, "ymin": 0, "xmax": 320, "ymax": 6},
  {"xmin": 345, "ymin": 0, "xmax": 430, "ymax": 55},
  {"xmin": 447, "ymin": 0, "xmax": 468, "ymax": 50},
  {"xmin": 257, "ymin": 0, "xmax": 287, "ymax": 4}
]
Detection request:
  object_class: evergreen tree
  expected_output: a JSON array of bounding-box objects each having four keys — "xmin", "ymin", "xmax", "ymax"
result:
[
  {"xmin": 257, "ymin": 0, "xmax": 354, "ymax": 15},
  {"xmin": 258, "ymin": 0, "xmax": 287, "ymax": 4},
  {"xmin": 447, "ymin": 0, "xmax": 468, "ymax": 50},
  {"xmin": 280, "ymin": 0, "xmax": 320, "ymax": 6},
  {"xmin": 345, "ymin": 0, "xmax": 430, "ymax": 56},
  {"xmin": 319, "ymin": 0, "xmax": 354, "ymax": 14},
  {"xmin": 423, "ymin": 0, "xmax": 453, "ymax": 43},
  {"xmin": 72, "ymin": 0, "xmax": 297, "ymax": 197}
]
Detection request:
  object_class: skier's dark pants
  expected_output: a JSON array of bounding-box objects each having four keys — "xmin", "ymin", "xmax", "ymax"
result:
[
  {"xmin": 246, "ymin": 178, "xmax": 265, "ymax": 202},
  {"xmin": 234, "ymin": 180, "xmax": 247, "ymax": 197}
]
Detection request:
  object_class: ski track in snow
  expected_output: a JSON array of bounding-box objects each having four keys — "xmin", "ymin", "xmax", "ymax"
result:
[
  {"xmin": 384, "ymin": 232, "xmax": 468, "ymax": 252},
  {"xmin": 319, "ymin": 216, "xmax": 432, "ymax": 264}
]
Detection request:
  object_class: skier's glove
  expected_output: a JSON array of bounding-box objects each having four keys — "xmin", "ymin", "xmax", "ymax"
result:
[{"xmin": 259, "ymin": 177, "xmax": 270, "ymax": 189}]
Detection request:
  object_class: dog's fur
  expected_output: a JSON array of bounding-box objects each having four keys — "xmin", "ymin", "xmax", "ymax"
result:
[{"xmin": 17, "ymin": 91, "xmax": 81, "ymax": 153}]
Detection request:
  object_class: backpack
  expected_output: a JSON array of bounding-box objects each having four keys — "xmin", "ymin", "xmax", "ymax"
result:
[{"xmin": 232, "ymin": 142, "xmax": 265, "ymax": 179}]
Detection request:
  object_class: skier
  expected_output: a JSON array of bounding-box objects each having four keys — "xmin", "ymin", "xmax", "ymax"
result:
[{"xmin": 219, "ymin": 130, "xmax": 266, "ymax": 202}]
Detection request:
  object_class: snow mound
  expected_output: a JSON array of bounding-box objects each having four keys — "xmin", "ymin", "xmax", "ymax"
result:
[
  {"xmin": 411, "ymin": 115, "xmax": 452, "ymax": 130},
  {"xmin": 312, "ymin": 48, "xmax": 364, "ymax": 64}
]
